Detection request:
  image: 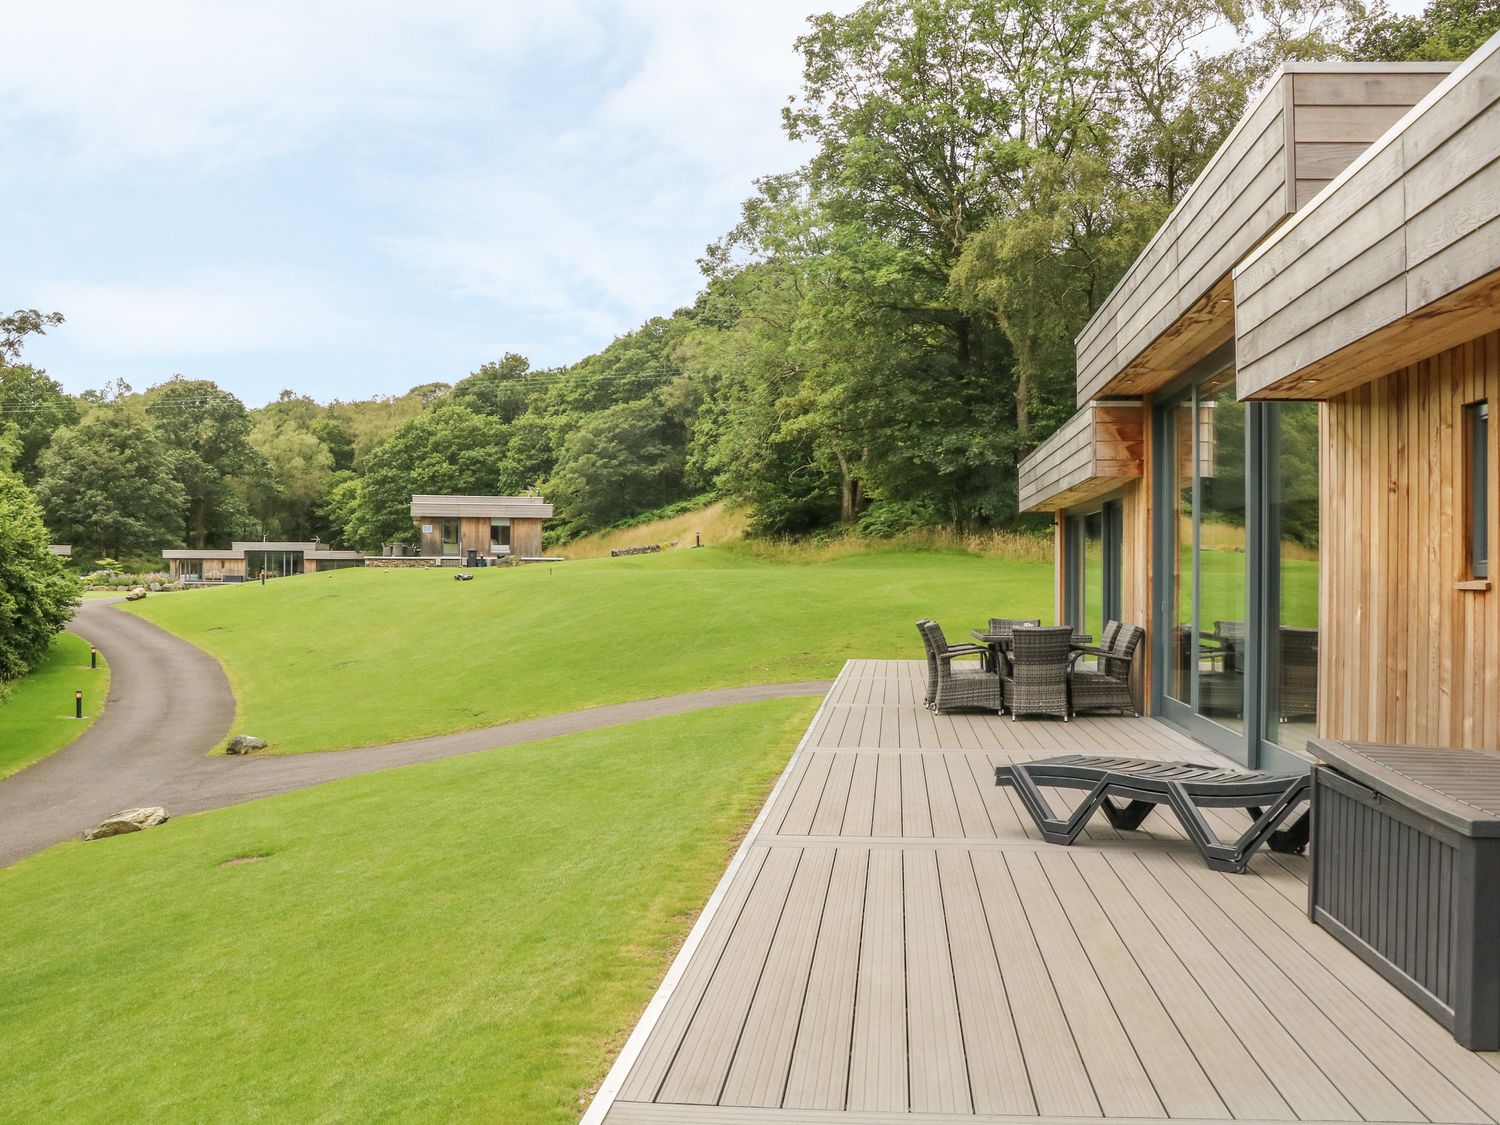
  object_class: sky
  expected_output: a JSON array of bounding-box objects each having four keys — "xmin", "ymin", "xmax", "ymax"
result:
[
  {"xmin": 5, "ymin": 1, "xmax": 1430, "ymax": 408},
  {"xmin": 3, "ymin": 1, "xmax": 859, "ymax": 406}
]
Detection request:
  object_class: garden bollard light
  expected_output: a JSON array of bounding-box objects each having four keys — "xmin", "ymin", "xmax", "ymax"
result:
[
  {"xmin": 90, "ymin": 646, "xmax": 97, "ymax": 669},
  {"xmin": 75, "ymin": 690, "xmax": 83, "ymax": 719}
]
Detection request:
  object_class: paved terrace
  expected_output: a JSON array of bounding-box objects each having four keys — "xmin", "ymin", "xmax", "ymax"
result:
[{"xmin": 588, "ymin": 659, "xmax": 1500, "ymax": 1125}]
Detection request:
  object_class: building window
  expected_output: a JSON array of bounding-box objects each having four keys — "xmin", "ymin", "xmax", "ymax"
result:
[
  {"xmin": 1471, "ymin": 401, "xmax": 1489, "ymax": 580},
  {"xmin": 491, "ymin": 518, "xmax": 511, "ymax": 550},
  {"xmin": 441, "ymin": 518, "xmax": 461, "ymax": 556}
]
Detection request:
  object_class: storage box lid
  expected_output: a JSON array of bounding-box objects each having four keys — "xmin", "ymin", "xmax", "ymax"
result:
[{"xmin": 1311, "ymin": 740, "xmax": 1500, "ymax": 837}]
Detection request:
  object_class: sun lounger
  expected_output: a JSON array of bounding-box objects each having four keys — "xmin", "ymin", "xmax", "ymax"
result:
[{"xmin": 995, "ymin": 754, "xmax": 1311, "ymax": 873}]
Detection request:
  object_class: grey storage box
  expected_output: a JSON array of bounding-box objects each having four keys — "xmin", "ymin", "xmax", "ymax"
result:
[{"xmin": 1310, "ymin": 739, "xmax": 1500, "ymax": 1049}]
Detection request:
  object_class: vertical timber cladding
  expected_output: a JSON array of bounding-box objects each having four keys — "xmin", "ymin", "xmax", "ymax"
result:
[
  {"xmin": 1320, "ymin": 331, "xmax": 1499, "ymax": 750},
  {"xmin": 459, "ymin": 516, "xmax": 491, "ymax": 555},
  {"xmin": 510, "ymin": 518, "xmax": 543, "ymax": 559}
]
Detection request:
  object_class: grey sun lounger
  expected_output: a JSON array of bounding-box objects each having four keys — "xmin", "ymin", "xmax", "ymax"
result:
[{"xmin": 995, "ymin": 754, "xmax": 1311, "ymax": 873}]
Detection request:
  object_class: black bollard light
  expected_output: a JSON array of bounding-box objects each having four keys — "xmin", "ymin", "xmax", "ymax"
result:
[
  {"xmin": 75, "ymin": 689, "xmax": 83, "ymax": 719},
  {"xmin": 90, "ymin": 646, "xmax": 97, "ymax": 669}
]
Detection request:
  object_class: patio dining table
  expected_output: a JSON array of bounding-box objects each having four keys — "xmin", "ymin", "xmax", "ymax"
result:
[{"xmin": 969, "ymin": 627, "xmax": 1093, "ymax": 672}]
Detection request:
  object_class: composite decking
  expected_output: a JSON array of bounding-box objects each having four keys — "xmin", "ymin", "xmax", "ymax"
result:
[{"xmin": 588, "ymin": 660, "xmax": 1500, "ymax": 1125}]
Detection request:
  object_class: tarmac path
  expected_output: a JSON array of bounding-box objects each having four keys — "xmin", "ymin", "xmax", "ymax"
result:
[{"xmin": 0, "ymin": 598, "xmax": 830, "ymax": 867}]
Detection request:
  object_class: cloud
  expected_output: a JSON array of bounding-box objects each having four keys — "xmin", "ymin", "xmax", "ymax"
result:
[
  {"xmin": 37, "ymin": 269, "xmax": 363, "ymax": 357},
  {"xmin": 0, "ymin": 1, "xmax": 599, "ymax": 175},
  {"xmin": 3, "ymin": 2, "xmax": 860, "ymax": 397},
  {"xmin": 378, "ymin": 0, "xmax": 846, "ymax": 361}
]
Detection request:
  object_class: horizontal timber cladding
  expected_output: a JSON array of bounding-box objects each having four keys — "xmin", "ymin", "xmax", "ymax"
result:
[
  {"xmin": 1076, "ymin": 62, "xmax": 1451, "ymax": 408},
  {"xmin": 1017, "ymin": 400, "xmax": 1143, "ymax": 512},
  {"xmin": 1318, "ymin": 331, "xmax": 1499, "ymax": 751},
  {"xmin": 1235, "ymin": 48, "xmax": 1490, "ymax": 400}
]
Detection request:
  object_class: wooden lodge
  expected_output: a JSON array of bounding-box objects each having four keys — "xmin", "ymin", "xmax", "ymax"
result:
[
  {"xmin": 1017, "ymin": 51, "xmax": 1497, "ymax": 769},
  {"xmin": 404, "ymin": 494, "xmax": 551, "ymax": 563},
  {"xmin": 161, "ymin": 541, "xmax": 364, "ymax": 582}
]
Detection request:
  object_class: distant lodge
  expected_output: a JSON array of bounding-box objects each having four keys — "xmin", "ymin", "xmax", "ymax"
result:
[
  {"xmin": 162, "ymin": 541, "xmax": 365, "ymax": 582},
  {"xmin": 160, "ymin": 494, "xmax": 553, "ymax": 580}
]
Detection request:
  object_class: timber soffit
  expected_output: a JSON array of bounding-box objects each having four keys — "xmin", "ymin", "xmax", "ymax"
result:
[{"xmin": 1233, "ymin": 39, "xmax": 1493, "ymax": 400}]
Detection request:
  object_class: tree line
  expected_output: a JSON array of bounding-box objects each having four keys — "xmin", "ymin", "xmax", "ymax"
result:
[{"xmin": 2, "ymin": 0, "xmax": 1493, "ymax": 607}]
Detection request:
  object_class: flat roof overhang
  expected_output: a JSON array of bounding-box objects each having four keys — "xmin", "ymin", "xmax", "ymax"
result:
[
  {"xmin": 409, "ymin": 494, "xmax": 554, "ymax": 520},
  {"xmin": 1234, "ymin": 37, "xmax": 1499, "ymax": 400},
  {"xmin": 1018, "ymin": 401, "xmax": 1144, "ymax": 513},
  {"xmin": 1076, "ymin": 61, "xmax": 1454, "ymax": 406}
]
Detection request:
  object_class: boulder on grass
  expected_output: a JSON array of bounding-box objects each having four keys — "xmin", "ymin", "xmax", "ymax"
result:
[
  {"xmin": 84, "ymin": 807, "xmax": 169, "ymax": 841},
  {"xmin": 125, "ymin": 586, "xmax": 147, "ymax": 601},
  {"xmin": 225, "ymin": 735, "xmax": 267, "ymax": 755}
]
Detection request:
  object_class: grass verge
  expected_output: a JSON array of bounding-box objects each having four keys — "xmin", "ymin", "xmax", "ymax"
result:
[
  {"xmin": 126, "ymin": 545, "xmax": 1047, "ymax": 753},
  {"xmin": 0, "ymin": 698, "xmax": 815, "ymax": 1123},
  {"xmin": 0, "ymin": 632, "xmax": 110, "ymax": 779}
]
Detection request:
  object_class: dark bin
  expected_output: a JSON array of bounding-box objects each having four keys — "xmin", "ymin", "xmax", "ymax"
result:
[
  {"xmin": 466, "ymin": 548, "xmax": 478, "ymax": 567},
  {"xmin": 1310, "ymin": 739, "xmax": 1500, "ymax": 1049}
]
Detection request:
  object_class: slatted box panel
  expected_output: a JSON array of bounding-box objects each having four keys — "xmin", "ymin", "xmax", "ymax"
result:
[{"xmin": 1310, "ymin": 740, "xmax": 1500, "ymax": 1049}]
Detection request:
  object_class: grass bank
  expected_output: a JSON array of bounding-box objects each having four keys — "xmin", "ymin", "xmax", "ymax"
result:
[
  {"xmin": 0, "ymin": 632, "xmax": 110, "ymax": 779},
  {"xmin": 0, "ymin": 698, "xmax": 814, "ymax": 1123},
  {"xmin": 127, "ymin": 545, "xmax": 1046, "ymax": 754}
]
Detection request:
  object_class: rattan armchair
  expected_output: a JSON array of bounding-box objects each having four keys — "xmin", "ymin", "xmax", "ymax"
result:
[
  {"xmin": 921, "ymin": 621, "xmax": 1003, "ymax": 713},
  {"xmin": 1000, "ymin": 625, "xmax": 1073, "ymax": 721},
  {"xmin": 1069, "ymin": 621, "xmax": 1144, "ymax": 716}
]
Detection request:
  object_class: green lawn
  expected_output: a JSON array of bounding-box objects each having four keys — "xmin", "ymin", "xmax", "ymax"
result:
[
  {"xmin": 0, "ymin": 632, "xmax": 110, "ymax": 779},
  {"xmin": 0, "ymin": 698, "xmax": 814, "ymax": 1124},
  {"xmin": 126, "ymin": 546, "xmax": 1049, "ymax": 754}
]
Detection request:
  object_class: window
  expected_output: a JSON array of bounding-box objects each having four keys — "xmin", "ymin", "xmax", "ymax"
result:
[
  {"xmin": 491, "ymin": 518, "xmax": 511, "ymax": 550},
  {"xmin": 440, "ymin": 518, "xmax": 461, "ymax": 556},
  {"xmin": 1263, "ymin": 401, "xmax": 1320, "ymax": 754},
  {"xmin": 1470, "ymin": 401, "xmax": 1489, "ymax": 580}
]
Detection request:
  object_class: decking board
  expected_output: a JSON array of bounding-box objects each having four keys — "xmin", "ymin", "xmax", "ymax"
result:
[{"xmin": 595, "ymin": 660, "xmax": 1500, "ymax": 1125}]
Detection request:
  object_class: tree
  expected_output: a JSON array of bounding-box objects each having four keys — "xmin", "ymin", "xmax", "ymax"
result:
[
  {"xmin": 0, "ymin": 309, "xmax": 64, "ymax": 366},
  {"xmin": 245, "ymin": 414, "xmax": 335, "ymax": 540},
  {"xmin": 329, "ymin": 404, "xmax": 510, "ymax": 550},
  {"xmin": 0, "ymin": 364, "xmax": 78, "ymax": 483},
  {"xmin": 451, "ymin": 354, "xmax": 538, "ymax": 423},
  {"xmin": 0, "ymin": 469, "xmax": 78, "ymax": 682},
  {"xmin": 549, "ymin": 399, "xmax": 689, "ymax": 534},
  {"xmin": 34, "ymin": 410, "xmax": 188, "ymax": 560},
  {"xmin": 1355, "ymin": 0, "xmax": 1500, "ymax": 59},
  {"xmin": 144, "ymin": 376, "xmax": 258, "ymax": 547}
]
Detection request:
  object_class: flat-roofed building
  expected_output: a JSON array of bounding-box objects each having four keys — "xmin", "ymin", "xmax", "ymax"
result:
[
  {"xmin": 407, "ymin": 494, "xmax": 552, "ymax": 561},
  {"xmin": 161, "ymin": 541, "xmax": 364, "ymax": 582},
  {"xmin": 1015, "ymin": 52, "xmax": 1500, "ymax": 768}
]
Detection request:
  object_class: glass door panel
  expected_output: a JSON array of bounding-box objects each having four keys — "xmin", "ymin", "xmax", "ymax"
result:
[
  {"xmin": 1196, "ymin": 373, "xmax": 1247, "ymax": 732},
  {"xmin": 1264, "ymin": 401, "xmax": 1321, "ymax": 753},
  {"xmin": 1170, "ymin": 398, "xmax": 1195, "ymax": 704}
]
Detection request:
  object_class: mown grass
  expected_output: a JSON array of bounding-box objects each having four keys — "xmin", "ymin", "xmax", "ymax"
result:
[
  {"xmin": 0, "ymin": 698, "xmax": 815, "ymax": 1124},
  {"xmin": 0, "ymin": 632, "xmax": 110, "ymax": 779},
  {"xmin": 127, "ymin": 546, "xmax": 1049, "ymax": 754}
]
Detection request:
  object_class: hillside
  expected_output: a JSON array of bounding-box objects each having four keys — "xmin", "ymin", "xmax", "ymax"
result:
[{"xmin": 125, "ymin": 546, "xmax": 1050, "ymax": 754}]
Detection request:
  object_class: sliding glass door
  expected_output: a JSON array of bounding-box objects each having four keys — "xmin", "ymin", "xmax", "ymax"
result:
[
  {"xmin": 1154, "ymin": 367, "xmax": 1250, "ymax": 762},
  {"xmin": 1155, "ymin": 364, "xmax": 1321, "ymax": 768},
  {"xmin": 1065, "ymin": 498, "xmax": 1123, "ymax": 651}
]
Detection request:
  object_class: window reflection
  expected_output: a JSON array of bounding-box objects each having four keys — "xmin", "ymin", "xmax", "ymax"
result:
[
  {"xmin": 1171, "ymin": 398, "xmax": 1194, "ymax": 704},
  {"xmin": 1266, "ymin": 401, "xmax": 1320, "ymax": 752},
  {"xmin": 1196, "ymin": 373, "xmax": 1247, "ymax": 731}
]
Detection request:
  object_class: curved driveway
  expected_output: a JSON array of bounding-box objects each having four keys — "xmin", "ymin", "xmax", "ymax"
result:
[{"xmin": 0, "ymin": 600, "xmax": 830, "ymax": 867}]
